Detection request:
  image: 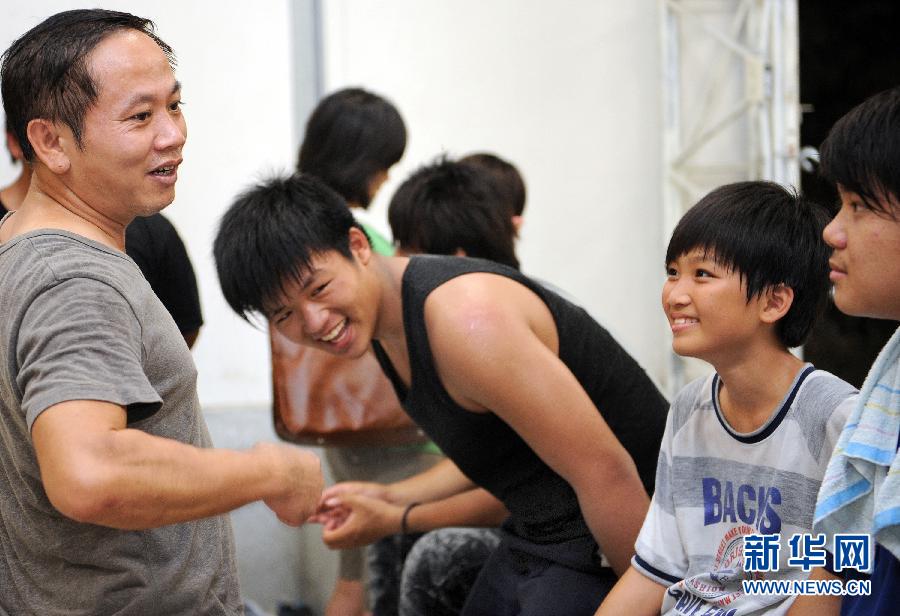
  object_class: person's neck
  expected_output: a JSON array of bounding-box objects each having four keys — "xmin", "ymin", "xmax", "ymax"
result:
[
  {"xmin": 712, "ymin": 341, "xmax": 805, "ymax": 434},
  {"xmin": 1, "ymin": 167, "xmax": 128, "ymax": 250},
  {"xmin": 0, "ymin": 165, "xmax": 32, "ymax": 210},
  {"xmin": 371, "ymin": 254, "xmax": 409, "ymax": 348}
]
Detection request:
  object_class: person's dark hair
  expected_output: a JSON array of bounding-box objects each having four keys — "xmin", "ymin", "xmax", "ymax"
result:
[
  {"xmin": 297, "ymin": 88, "xmax": 406, "ymax": 208},
  {"xmin": 1, "ymin": 9, "xmax": 175, "ymax": 163},
  {"xmin": 214, "ymin": 173, "xmax": 362, "ymax": 321},
  {"xmin": 819, "ymin": 86, "xmax": 900, "ymax": 218},
  {"xmin": 459, "ymin": 152, "xmax": 527, "ymax": 217},
  {"xmin": 388, "ymin": 158, "xmax": 519, "ymax": 269},
  {"xmin": 4, "ymin": 117, "xmax": 13, "ymax": 164},
  {"xmin": 665, "ymin": 181, "xmax": 831, "ymax": 348}
]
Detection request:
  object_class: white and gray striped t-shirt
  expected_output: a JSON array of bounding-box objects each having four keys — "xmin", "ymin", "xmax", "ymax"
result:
[{"xmin": 633, "ymin": 366, "xmax": 856, "ymax": 616}]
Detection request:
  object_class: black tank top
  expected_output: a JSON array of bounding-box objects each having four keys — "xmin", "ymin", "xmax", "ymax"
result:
[{"xmin": 372, "ymin": 256, "xmax": 668, "ymax": 544}]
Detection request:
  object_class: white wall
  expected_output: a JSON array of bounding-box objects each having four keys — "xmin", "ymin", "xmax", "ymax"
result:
[
  {"xmin": 1, "ymin": 2, "xmax": 669, "ymax": 406},
  {"xmin": 321, "ymin": 0, "xmax": 668, "ymax": 387}
]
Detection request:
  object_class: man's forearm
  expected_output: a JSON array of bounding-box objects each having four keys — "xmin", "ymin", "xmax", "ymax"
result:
[
  {"xmin": 62, "ymin": 432, "xmax": 292, "ymax": 528},
  {"xmin": 34, "ymin": 402, "xmax": 321, "ymax": 530}
]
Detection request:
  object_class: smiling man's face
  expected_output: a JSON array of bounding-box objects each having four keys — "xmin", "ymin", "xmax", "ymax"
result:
[{"xmin": 61, "ymin": 29, "xmax": 186, "ymax": 220}]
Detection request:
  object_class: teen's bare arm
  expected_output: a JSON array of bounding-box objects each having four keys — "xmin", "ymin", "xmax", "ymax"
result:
[
  {"xmin": 312, "ymin": 456, "xmax": 479, "ymax": 519},
  {"xmin": 311, "ymin": 458, "xmax": 506, "ymax": 548},
  {"xmin": 32, "ymin": 400, "xmax": 324, "ymax": 529},
  {"xmin": 316, "ymin": 487, "xmax": 509, "ymax": 549},
  {"xmin": 595, "ymin": 566, "xmax": 667, "ymax": 615},
  {"xmin": 426, "ymin": 275, "xmax": 651, "ymax": 575}
]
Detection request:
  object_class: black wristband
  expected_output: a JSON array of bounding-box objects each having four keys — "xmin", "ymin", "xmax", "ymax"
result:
[{"xmin": 401, "ymin": 502, "xmax": 420, "ymax": 535}]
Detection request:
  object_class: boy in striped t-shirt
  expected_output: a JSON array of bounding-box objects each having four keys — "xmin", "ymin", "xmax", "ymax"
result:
[{"xmin": 597, "ymin": 182, "xmax": 857, "ymax": 616}]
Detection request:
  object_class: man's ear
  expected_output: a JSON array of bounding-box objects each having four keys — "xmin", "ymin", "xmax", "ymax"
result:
[
  {"xmin": 26, "ymin": 119, "xmax": 71, "ymax": 174},
  {"xmin": 348, "ymin": 226, "xmax": 373, "ymax": 265},
  {"xmin": 759, "ymin": 284, "xmax": 794, "ymax": 324}
]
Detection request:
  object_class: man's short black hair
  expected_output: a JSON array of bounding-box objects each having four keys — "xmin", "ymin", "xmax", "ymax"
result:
[
  {"xmin": 459, "ymin": 152, "xmax": 527, "ymax": 217},
  {"xmin": 1, "ymin": 9, "xmax": 175, "ymax": 163},
  {"xmin": 214, "ymin": 174, "xmax": 361, "ymax": 321},
  {"xmin": 665, "ymin": 181, "xmax": 831, "ymax": 348},
  {"xmin": 819, "ymin": 86, "xmax": 900, "ymax": 218},
  {"xmin": 388, "ymin": 158, "xmax": 519, "ymax": 269},
  {"xmin": 297, "ymin": 88, "xmax": 406, "ymax": 208}
]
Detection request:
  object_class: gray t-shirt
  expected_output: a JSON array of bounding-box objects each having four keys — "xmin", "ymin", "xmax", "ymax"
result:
[{"xmin": 0, "ymin": 227, "xmax": 241, "ymax": 615}]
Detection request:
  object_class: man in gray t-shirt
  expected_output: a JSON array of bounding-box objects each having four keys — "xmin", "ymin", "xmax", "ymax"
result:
[{"xmin": 0, "ymin": 10, "xmax": 323, "ymax": 614}]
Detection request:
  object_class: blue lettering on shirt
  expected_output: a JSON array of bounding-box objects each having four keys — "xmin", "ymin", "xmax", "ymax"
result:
[
  {"xmin": 737, "ymin": 484, "xmax": 755, "ymax": 524},
  {"xmin": 702, "ymin": 477, "xmax": 782, "ymax": 534}
]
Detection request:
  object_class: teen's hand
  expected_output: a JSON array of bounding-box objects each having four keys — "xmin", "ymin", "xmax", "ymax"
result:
[
  {"xmin": 308, "ymin": 480, "xmax": 395, "ymax": 525},
  {"xmin": 323, "ymin": 480, "xmax": 394, "ymax": 502},
  {"xmin": 316, "ymin": 492, "xmax": 404, "ymax": 549}
]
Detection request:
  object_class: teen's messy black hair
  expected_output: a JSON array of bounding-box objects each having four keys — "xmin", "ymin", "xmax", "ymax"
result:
[
  {"xmin": 665, "ymin": 181, "xmax": 831, "ymax": 347},
  {"xmin": 388, "ymin": 157, "xmax": 519, "ymax": 269},
  {"xmin": 297, "ymin": 88, "xmax": 406, "ymax": 208},
  {"xmin": 214, "ymin": 173, "xmax": 362, "ymax": 321},
  {"xmin": 819, "ymin": 86, "xmax": 900, "ymax": 218},
  {"xmin": 459, "ymin": 152, "xmax": 527, "ymax": 218}
]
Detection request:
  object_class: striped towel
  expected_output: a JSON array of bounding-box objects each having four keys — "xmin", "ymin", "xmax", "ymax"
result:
[{"xmin": 814, "ymin": 325, "xmax": 900, "ymax": 559}]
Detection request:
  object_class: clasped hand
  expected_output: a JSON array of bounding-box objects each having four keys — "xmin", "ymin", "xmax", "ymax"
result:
[{"xmin": 308, "ymin": 481, "xmax": 405, "ymax": 549}]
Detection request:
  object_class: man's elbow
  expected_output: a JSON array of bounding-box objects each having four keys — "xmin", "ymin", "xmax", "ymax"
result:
[{"xmin": 43, "ymin": 467, "xmax": 124, "ymax": 525}]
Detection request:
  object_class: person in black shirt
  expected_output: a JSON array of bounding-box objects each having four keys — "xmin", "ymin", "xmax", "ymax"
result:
[
  {"xmin": 214, "ymin": 174, "xmax": 668, "ymax": 616},
  {"xmin": 126, "ymin": 213, "xmax": 203, "ymax": 347}
]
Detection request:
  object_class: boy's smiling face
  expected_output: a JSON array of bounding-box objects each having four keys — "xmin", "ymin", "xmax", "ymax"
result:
[
  {"xmin": 265, "ymin": 227, "xmax": 379, "ymax": 358},
  {"xmin": 824, "ymin": 187, "xmax": 900, "ymax": 321},
  {"xmin": 662, "ymin": 249, "xmax": 771, "ymax": 364}
]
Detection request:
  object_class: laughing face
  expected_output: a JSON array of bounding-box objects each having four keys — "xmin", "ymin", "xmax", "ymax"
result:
[
  {"xmin": 267, "ymin": 227, "xmax": 380, "ymax": 358},
  {"xmin": 823, "ymin": 186, "xmax": 900, "ymax": 320},
  {"xmin": 60, "ymin": 29, "xmax": 186, "ymax": 219}
]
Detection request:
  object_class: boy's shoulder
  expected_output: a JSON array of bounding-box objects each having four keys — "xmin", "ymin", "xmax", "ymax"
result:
[
  {"xmin": 789, "ymin": 368, "xmax": 858, "ymax": 458},
  {"xmin": 793, "ymin": 368, "xmax": 858, "ymax": 411},
  {"xmin": 669, "ymin": 372, "xmax": 717, "ymax": 435}
]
